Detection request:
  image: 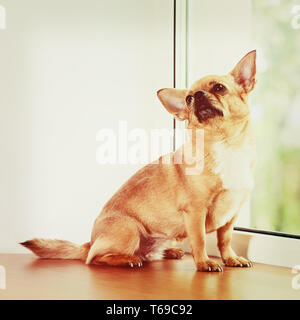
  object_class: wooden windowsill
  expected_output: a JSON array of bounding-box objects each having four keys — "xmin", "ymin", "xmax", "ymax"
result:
[{"xmin": 0, "ymin": 253, "xmax": 298, "ymax": 300}]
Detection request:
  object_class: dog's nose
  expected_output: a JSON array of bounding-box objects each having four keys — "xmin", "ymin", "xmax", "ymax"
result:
[{"xmin": 194, "ymin": 90, "xmax": 207, "ymax": 100}]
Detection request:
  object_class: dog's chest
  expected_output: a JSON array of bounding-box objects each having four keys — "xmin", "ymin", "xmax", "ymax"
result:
[
  {"xmin": 209, "ymin": 142, "xmax": 255, "ymax": 228},
  {"xmin": 212, "ymin": 142, "xmax": 254, "ymax": 190}
]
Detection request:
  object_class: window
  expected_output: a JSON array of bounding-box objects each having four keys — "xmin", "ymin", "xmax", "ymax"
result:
[
  {"xmin": 251, "ymin": 0, "xmax": 300, "ymax": 236},
  {"xmin": 184, "ymin": 0, "xmax": 300, "ymax": 237}
]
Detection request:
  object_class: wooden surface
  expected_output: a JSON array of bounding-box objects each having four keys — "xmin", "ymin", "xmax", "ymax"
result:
[{"xmin": 0, "ymin": 253, "xmax": 299, "ymax": 300}]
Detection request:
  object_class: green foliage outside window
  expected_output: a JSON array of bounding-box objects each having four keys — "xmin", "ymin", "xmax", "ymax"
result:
[{"xmin": 251, "ymin": 0, "xmax": 300, "ymax": 234}]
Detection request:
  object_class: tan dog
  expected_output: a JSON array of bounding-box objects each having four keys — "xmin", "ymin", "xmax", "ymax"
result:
[{"xmin": 21, "ymin": 51, "xmax": 257, "ymax": 272}]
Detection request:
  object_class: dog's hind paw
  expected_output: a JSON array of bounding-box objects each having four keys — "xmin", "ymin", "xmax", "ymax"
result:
[
  {"xmin": 91, "ymin": 254, "xmax": 143, "ymax": 268},
  {"xmin": 128, "ymin": 259, "xmax": 143, "ymax": 268},
  {"xmin": 163, "ymin": 248, "xmax": 185, "ymax": 260}
]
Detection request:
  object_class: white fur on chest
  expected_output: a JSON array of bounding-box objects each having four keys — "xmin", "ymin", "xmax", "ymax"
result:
[
  {"xmin": 212, "ymin": 142, "xmax": 254, "ymax": 190},
  {"xmin": 210, "ymin": 142, "xmax": 255, "ymax": 228}
]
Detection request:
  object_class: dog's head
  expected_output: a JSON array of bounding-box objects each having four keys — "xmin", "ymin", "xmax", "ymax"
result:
[{"xmin": 158, "ymin": 50, "xmax": 256, "ymax": 131}]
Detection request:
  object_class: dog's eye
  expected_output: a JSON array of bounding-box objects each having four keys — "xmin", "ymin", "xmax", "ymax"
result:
[
  {"xmin": 211, "ymin": 83, "xmax": 227, "ymax": 95},
  {"xmin": 186, "ymin": 95, "xmax": 193, "ymax": 105}
]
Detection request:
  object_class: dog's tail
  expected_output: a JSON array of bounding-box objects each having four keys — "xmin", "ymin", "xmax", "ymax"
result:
[{"xmin": 20, "ymin": 239, "xmax": 90, "ymax": 261}]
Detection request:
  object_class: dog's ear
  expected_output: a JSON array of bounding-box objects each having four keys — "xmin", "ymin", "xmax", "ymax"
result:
[
  {"xmin": 231, "ymin": 50, "xmax": 256, "ymax": 92},
  {"xmin": 157, "ymin": 88, "xmax": 188, "ymax": 121}
]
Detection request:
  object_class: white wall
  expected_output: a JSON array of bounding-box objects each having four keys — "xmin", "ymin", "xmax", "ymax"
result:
[{"xmin": 0, "ymin": 0, "xmax": 174, "ymax": 252}]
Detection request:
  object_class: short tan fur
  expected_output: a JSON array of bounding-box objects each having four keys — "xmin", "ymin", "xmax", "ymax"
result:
[{"xmin": 21, "ymin": 51, "xmax": 257, "ymax": 272}]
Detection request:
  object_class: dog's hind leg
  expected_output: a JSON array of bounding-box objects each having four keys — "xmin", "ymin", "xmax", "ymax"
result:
[
  {"xmin": 91, "ymin": 254, "xmax": 142, "ymax": 267},
  {"xmin": 86, "ymin": 215, "xmax": 143, "ymax": 268}
]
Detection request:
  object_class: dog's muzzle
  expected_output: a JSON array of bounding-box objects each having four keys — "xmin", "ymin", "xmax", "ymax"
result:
[{"xmin": 193, "ymin": 90, "xmax": 223, "ymax": 123}]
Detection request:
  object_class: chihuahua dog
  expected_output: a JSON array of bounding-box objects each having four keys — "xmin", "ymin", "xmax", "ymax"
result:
[{"xmin": 21, "ymin": 51, "xmax": 256, "ymax": 272}]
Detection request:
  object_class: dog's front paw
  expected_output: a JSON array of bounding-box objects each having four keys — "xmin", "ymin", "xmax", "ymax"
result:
[
  {"xmin": 223, "ymin": 256, "xmax": 252, "ymax": 268},
  {"xmin": 196, "ymin": 259, "xmax": 223, "ymax": 272}
]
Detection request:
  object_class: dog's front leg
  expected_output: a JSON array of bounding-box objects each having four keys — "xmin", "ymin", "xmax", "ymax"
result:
[
  {"xmin": 184, "ymin": 211, "xmax": 223, "ymax": 272},
  {"xmin": 217, "ymin": 216, "xmax": 252, "ymax": 268}
]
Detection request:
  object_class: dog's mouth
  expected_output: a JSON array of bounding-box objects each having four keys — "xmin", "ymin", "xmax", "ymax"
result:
[{"xmin": 193, "ymin": 91, "xmax": 223, "ymax": 123}]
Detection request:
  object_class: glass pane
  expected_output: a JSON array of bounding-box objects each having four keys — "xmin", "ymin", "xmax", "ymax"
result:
[
  {"xmin": 187, "ymin": 0, "xmax": 300, "ymax": 235},
  {"xmin": 251, "ymin": 0, "xmax": 300, "ymax": 235}
]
